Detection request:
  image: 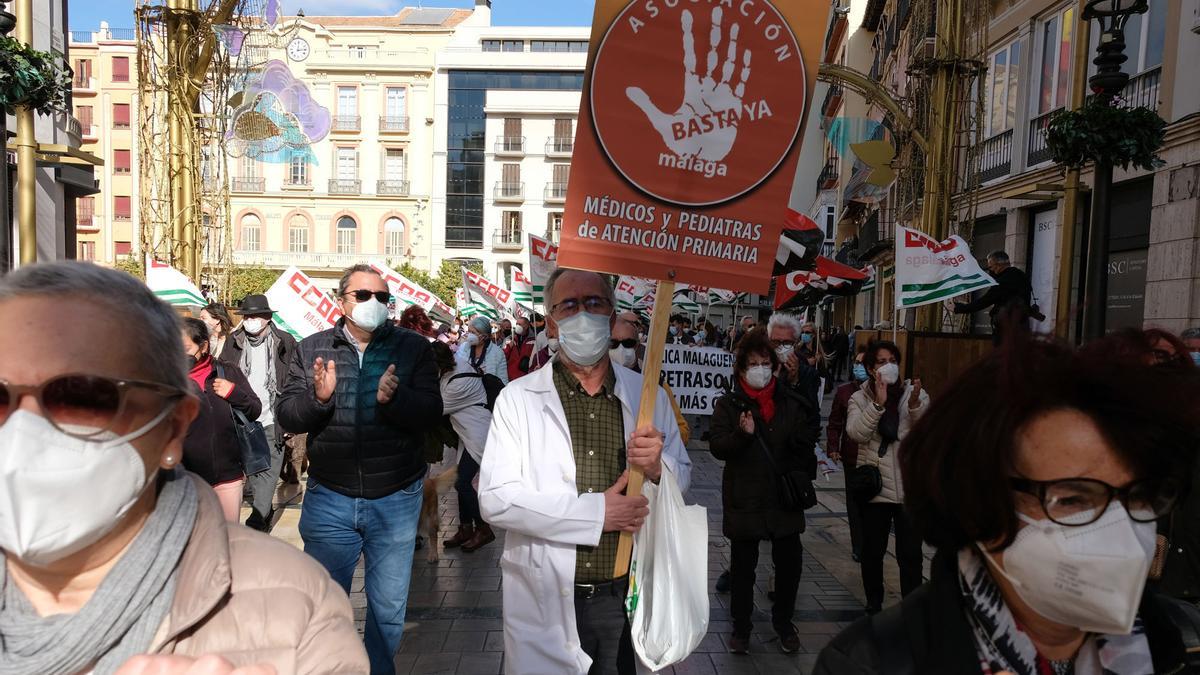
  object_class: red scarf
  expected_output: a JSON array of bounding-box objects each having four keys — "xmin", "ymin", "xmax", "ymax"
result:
[
  {"xmin": 189, "ymin": 355, "xmax": 214, "ymax": 391},
  {"xmin": 738, "ymin": 376, "xmax": 777, "ymax": 423}
]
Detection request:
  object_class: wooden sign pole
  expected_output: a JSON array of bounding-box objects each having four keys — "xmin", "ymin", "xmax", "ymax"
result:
[{"xmin": 614, "ymin": 279, "xmax": 675, "ymax": 578}]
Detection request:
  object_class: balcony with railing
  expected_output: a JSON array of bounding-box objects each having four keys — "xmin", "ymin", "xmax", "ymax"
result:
[
  {"xmin": 976, "ymin": 129, "xmax": 1013, "ymax": 183},
  {"xmin": 495, "ymin": 137, "xmax": 526, "ymax": 155},
  {"xmin": 1122, "ymin": 66, "xmax": 1161, "ymax": 111},
  {"xmin": 378, "ymin": 116, "xmax": 410, "ymax": 133},
  {"xmin": 332, "ymin": 116, "xmax": 361, "ymax": 133},
  {"xmin": 821, "ymin": 84, "xmax": 844, "ymax": 120},
  {"xmin": 544, "ymin": 182, "xmax": 568, "ymax": 203},
  {"xmin": 329, "ymin": 179, "xmax": 362, "ymax": 195},
  {"xmin": 545, "ymin": 137, "xmax": 574, "ymax": 156},
  {"xmin": 72, "ymin": 73, "xmax": 96, "ymax": 94},
  {"xmin": 494, "ymin": 182, "xmax": 525, "ymax": 202},
  {"xmin": 1027, "ymin": 109, "xmax": 1058, "ymax": 167},
  {"xmin": 231, "ymin": 250, "xmax": 366, "ymax": 269},
  {"xmin": 377, "ymin": 179, "xmax": 410, "ymax": 196},
  {"xmin": 818, "ymin": 159, "xmax": 840, "ymax": 191},
  {"xmin": 66, "ymin": 116, "xmax": 83, "ymax": 146},
  {"xmin": 231, "ymin": 177, "xmax": 265, "ymax": 193},
  {"xmin": 77, "ymin": 202, "xmax": 95, "ymax": 229},
  {"xmin": 492, "ymin": 229, "xmax": 524, "ymax": 251}
]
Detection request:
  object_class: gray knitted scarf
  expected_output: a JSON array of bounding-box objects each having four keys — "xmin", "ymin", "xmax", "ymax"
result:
[
  {"xmin": 0, "ymin": 470, "xmax": 198, "ymax": 675},
  {"xmin": 240, "ymin": 328, "xmax": 279, "ymax": 409}
]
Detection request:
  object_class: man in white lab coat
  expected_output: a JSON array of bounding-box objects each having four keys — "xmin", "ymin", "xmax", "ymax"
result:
[{"xmin": 479, "ymin": 269, "xmax": 692, "ymax": 675}]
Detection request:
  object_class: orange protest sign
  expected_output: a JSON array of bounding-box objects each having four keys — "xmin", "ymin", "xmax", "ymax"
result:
[{"xmin": 558, "ymin": 0, "xmax": 826, "ymax": 294}]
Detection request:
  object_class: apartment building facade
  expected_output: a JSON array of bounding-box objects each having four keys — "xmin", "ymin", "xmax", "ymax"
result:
[
  {"xmin": 222, "ymin": 6, "xmax": 476, "ymax": 290},
  {"xmin": 68, "ymin": 22, "xmax": 136, "ymax": 265},
  {"xmin": 821, "ymin": 0, "xmax": 1200, "ymax": 335},
  {"xmin": 430, "ymin": 6, "xmax": 588, "ymax": 282}
]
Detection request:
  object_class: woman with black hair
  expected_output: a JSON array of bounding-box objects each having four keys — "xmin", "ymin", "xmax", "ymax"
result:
[
  {"xmin": 847, "ymin": 340, "xmax": 930, "ymax": 615},
  {"xmin": 199, "ymin": 303, "xmax": 233, "ymax": 359},
  {"xmin": 817, "ymin": 336, "xmax": 1200, "ymax": 674}
]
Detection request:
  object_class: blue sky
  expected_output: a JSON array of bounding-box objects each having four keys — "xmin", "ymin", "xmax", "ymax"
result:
[{"xmin": 69, "ymin": 0, "xmax": 596, "ymax": 32}]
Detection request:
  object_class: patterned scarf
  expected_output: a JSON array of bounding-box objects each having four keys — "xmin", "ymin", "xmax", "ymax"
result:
[
  {"xmin": 239, "ymin": 328, "xmax": 279, "ymax": 410},
  {"xmin": 958, "ymin": 548, "xmax": 1154, "ymax": 675}
]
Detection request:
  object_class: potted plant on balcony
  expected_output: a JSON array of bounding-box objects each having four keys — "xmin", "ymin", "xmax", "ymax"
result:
[
  {"xmin": 1044, "ymin": 95, "xmax": 1166, "ymax": 171},
  {"xmin": 0, "ymin": 35, "xmax": 72, "ymax": 115}
]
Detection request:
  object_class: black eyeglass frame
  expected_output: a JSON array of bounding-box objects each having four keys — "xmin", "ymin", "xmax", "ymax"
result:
[{"xmin": 1009, "ymin": 475, "xmax": 1178, "ymax": 526}]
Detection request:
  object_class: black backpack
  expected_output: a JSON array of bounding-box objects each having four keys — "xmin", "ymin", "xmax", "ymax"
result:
[{"xmin": 450, "ymin": 372, "xmax": 504, "ymax": 411}]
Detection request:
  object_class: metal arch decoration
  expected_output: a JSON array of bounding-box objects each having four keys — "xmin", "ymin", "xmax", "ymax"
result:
[{"xmin": 816, "ymin": 63, "xmax": 928, "ymax": 153}]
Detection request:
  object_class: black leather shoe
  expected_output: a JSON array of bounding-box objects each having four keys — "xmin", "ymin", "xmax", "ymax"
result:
[
  {"xmin": 715, "ymin": 570, "xmax": 731, "ymax": 593},
  {"xmin": 728, "ymin": 634, "xmax": 749, "ymax": 655}
]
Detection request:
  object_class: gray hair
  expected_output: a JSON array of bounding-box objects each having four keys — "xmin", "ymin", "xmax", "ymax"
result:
[
  {"xmin": 767, "ymin": 312, "xmax": 803, "ymax": 340},
  {"xmin": 338, "ymin": 263, "xmax": 382, "ymax": 297},
  {"xmin": 0, "ymin": 261, "xmax": 187, "ymax": 390},
  {"xmin": 1181, "ymin": 327, "xmax": 1200, "ymax": 341},
  {"xmin": 544, "ymin": 268, "xmax": 616, "ymax": 313},
  {"xmin": 987, "ymin": 250, "xmax": 1011, "ymax": 265}
]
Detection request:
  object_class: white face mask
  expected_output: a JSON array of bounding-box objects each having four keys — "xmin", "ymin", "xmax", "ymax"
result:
[
  {"xmin": 548, "ymin": 337, "xmax": 560, "ymax": 353},
  {"xmin": 513, "ymin": 324, "xmax": 526, "ymax": 336},
  {"xmin": 241, "ymin": 318, "xmax": 268, "ymax": 335},
  {"xmin": 465, "ymin": 333, "xmax": 481, "ymax": 347},
  {"xmin": 876, "ymin": 362, "xmax": 900, "ymax": 385},
  {"xmin": 556, "ymin": 311, "xmax": 611, "ymax": 366},
  {"xmin": 349, "ymin": 298, "xmax": 388, "ymax": 332},
  {"xmin": 609, "ymin": 345, "xmax": 637, "ymax": 369},
  {"xmin": 0, "ymin": 408, "xmax": 172, "ymax": 566},
  {"xmin": 775, "ymin": 344, "xmax": 795, "ymax": 361},
  {"xmin": 981, "ymin": 503, "xmax": 1156, "ymax": 635},
  {"xmin": 744, "ymin": 365, "xmax": 773, "ymax": 390}
]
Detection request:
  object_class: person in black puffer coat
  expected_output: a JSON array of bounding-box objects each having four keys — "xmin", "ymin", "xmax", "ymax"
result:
[
  {"xmin": 181, "ymin": 318, "xmax": 261, "ymax": 523},
  {"xmin": 709, "ymin": 328, "xmax": 818, "ymax": 657},
  {"xmin": 275, "ymin": 264, "xmax": 441, "ymax": 675}
]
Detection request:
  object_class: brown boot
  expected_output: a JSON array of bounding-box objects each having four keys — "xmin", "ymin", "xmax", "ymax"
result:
[
  {"xmin": 443, "ymin": 524, "xmax": 475, "ymax": 549},
  {"xmin": 461, "ymin": 524, "xmax": 495, "ymax": 553}
]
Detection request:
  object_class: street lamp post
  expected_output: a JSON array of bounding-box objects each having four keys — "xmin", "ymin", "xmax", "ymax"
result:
[
  {"xmin": 1080, "ymin": 0, "xmax": 1148, "ymax": 341},
  {"xmin": 0, "ymin": 0, "xmax": 14, "ymax": 274}
]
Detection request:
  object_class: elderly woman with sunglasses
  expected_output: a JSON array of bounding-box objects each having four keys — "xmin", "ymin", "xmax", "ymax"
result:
[
  {"xmin": 816, "ymin": 336, "xmax": 1200, "ymax": 675},
  {"xmin": 0, "ymin": 262, "xmax": 367, "ymax": 674}
]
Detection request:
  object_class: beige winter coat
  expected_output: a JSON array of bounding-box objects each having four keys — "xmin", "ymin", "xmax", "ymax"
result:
[
  {"xmin": 148, "ymin": 473, "xmax": 368, "ymax": 674},
  {"xmin": 847, "ymin": 382, "xmax": 929, "ymax": 505}
]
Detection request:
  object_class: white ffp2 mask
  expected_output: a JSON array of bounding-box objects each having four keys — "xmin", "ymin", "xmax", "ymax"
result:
[
  {"xmin": 876, "ymin": 362, "xmax": 900, "ymax": 385},
  {"xmin": 0, "ymin": 409, "xmax": 172, "ymax": 566},
  {"xmin": 350, "ymin": 298, "xmax": 389, "ymax": 332},
  {"xmin": 556, "ymin": 311, "xmax": 612, "ymax": 367},
  {"xmin": 744, "ymin": 365, "xmax": 773, "ymax": 390},
  {"xmin": 609, "ymin": 345, "xmax": 637, "ymax": 369},
  {"xmin": 981, "ymin": 502, "xmax": 1156, "ymax": 635}
]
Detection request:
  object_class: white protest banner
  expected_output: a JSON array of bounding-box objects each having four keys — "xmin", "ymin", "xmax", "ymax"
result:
[
  {"xmin": 462, "ymin": 268, "xmax": 510, "ymax": 320},
  {"xmin": 894, "ymin": 226, "xmax": 997, "ymax": 309},
  {"xmin": 659, "ymin": 344, "xmax": 735, "ymax": 416},
  {"xmin": 455, "ymin": 287, "xmax": 480, "ymax": 319},
  {"xmin": 511, "ymin": 267, "xmax": 535, "ymax": 311},
  {"xmin": 264, "ymin": 266, "xmax": 343, "ymax": 339},
  {"xmin": 146, "ymin": 257, "xmax": 206, "ymax": 308},
  {"xmin": 528, "ymin": 234, "xmax": 559, "ymax": 306}
]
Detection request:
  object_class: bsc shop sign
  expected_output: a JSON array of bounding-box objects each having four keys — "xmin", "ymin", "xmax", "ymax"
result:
[{"xmin": 558, "ymin": 0, "xmax": 826, "ymax": 294}]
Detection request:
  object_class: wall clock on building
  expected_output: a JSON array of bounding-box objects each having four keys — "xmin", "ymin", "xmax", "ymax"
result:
[{"xmin": 287, "ymin": 38, "xmax": 310, "ymax": 62}]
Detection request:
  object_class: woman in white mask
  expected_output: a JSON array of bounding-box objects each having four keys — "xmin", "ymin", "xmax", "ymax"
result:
[
  {"xmin": 0, "ymin": 262, "xmax": 367, "ymax": 674},
  {"xmin": 844, "ymin": 340, "xmax": 929, "ymax": 615},
  {"xmin": 816, "ymin": 336, "xmax": 1200, "ymax": 674},
  {"xmin": 461, "ymin": 316, "xmax": 510, "ymax": 385},
  {"xmin": 709, "ymin": 329, "xmax": 819, "ymax": 656}
]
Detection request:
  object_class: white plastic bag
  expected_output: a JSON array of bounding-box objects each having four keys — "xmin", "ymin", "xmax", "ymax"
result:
[{"xmin": 625, "ymin": 466, "xmax": 709, "ymax": 672}]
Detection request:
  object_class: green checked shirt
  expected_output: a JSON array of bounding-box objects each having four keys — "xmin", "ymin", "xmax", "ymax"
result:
[{"xmin": 552, "ymin": 360, "xmax": 625, "ymax": 584}]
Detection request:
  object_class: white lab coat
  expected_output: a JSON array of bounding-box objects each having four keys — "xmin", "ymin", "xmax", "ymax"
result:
[{"xmin": 479, "ymin": 362, "xmax": 692, "ymax": 675}]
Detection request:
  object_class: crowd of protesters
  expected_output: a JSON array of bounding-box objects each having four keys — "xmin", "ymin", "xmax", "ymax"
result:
[{"xmin": 2, "ymin": 259, "xmax": 1200, "ymax": 675}]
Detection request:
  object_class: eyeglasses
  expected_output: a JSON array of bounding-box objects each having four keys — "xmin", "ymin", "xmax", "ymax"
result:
[
  {"xmin": 1010, "ymin": 476, "xmax": 1179, "ymax": 526},
  {"xmin": 769, "ymin": 339, "xmax": 795, "ymax": 350},
  {"xmin": 550, "ymin": 296, "xmax": 613, "ymax": 320},
  {"xmin": 610, "ymin": 338, "xmax": 638, "ymax": 349},
  {"xmin": 344, "ymin": 289, "xmax": 391, "ymax": 304},
  {"xmin": 0, "ymin": 374, "xmax": 185, "ymax": 440}
]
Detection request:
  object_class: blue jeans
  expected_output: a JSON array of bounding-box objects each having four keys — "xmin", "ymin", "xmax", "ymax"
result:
[{"xmin": 299, "ymin": 476, "xmax": 423, "ymax": 675}]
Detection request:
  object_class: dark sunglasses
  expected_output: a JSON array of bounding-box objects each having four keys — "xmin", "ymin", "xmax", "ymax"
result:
[
  {"xmin": 0, "ymin": 374, "xmax": 185, "ymax": 439},
  {"xmin": 610, "ymin": 338, "xmax": 638, "ymax": 349},
  {"xmin": 344, "ymin": 290, "xmax": 391, "ymax": 304}
]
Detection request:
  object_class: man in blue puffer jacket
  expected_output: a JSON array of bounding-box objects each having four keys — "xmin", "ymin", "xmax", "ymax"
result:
[{"xmin": 276, "ymin": 264, "xmax": 442, "ymax": 675}]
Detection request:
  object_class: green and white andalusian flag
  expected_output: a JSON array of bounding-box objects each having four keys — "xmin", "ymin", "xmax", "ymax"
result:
[
  {"xmin": 511, "ymin": 267, "xmax": 535, "ymax": 311},
  {"xmin": 895, "ymin": 226, "xmax": 996, "ymax": 308},
  {"xmin": 145, "ymin": 257, "xmax": 206, "ymax": 308},
  {"xmin": 528, "ymin": 234, "xmax": 558, "ymax": 308}
]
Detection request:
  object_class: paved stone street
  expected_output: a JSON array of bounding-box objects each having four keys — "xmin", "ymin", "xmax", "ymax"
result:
[{"xmin": 256, "ymin": 394, "xmax": 930, "ymax": 674}]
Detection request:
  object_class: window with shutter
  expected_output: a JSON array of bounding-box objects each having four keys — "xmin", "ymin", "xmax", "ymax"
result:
[
  {"xmin": 114, "ymin": 197, "xmax": 132, "ymax": 219},
  {"xmin": 114, "ymin": 150, "xmax": 131, "ymax": 174},
  {"xmin": 336, "ymin": 216, "xmax": 358, "ymax": 254},
  {"xmin": 112, "ymin": 57, "xmax": 129, "ymax": 82},
  {"xmin": 112, "ymin": 103, "xmax": 130, "ymax": 128}
]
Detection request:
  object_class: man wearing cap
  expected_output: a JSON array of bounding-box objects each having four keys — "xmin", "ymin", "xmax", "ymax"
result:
[{"xmin": 223, "ymin": 294, "xmax": 297, "ymax": 532}]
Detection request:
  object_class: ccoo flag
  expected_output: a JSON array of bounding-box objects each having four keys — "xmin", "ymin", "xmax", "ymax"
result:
[
  {"xmin": 145, "ymin": 257, "xmax": 206, "ymax": 308},
  {"xmin": 894, "ymin": 226, "xmax": 997, "ymax": 309}
]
